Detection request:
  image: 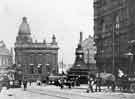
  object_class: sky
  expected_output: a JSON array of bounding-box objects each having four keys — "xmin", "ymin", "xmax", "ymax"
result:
[{"xmin": 0, "ymin": 0, "xmax": 94, "ymax": 64}]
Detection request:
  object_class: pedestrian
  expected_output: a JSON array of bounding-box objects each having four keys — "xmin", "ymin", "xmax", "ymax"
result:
[
  {"xmin": 111, "ymin": 81, "xmax": 116, "ymax": 92},
  {"xmin": 76, "ymin": 77, "xmax": 80, "ymax": 86},
  {"xmin": 0, "ymin": 85, "xmax": 2, "ymax": 93},
  {"xmin": 23, "ymin": 80, "xmax": 27, "ymax": 91},
  {"xmin": 58, "ymin": 78, "xmax": 64, "ymax": 89},
  {"xmin": 86, "ymin": 76, "xmax": 94, "ymax": 93},
  {"xmin": 9, "ymin": 80, "xmax": 13, "ymax": 88},
  {"xmin": 19, "ymin": 80, "xmax": 22, "ymax": 88},
  {"xmin": 95, "ymin": 77, "xmax": 101, "ymax": 92}
]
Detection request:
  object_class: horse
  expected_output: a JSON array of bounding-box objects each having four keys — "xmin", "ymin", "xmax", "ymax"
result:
[{"xmin": 95, "ymin": 73, "xmax": 116, "ymax": 92}]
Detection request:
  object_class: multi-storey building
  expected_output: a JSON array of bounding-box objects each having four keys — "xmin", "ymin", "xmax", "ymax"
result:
[
  {"xmin": 81, "ymin": 35, "xmax": 97, "ymax": 73},
  {"xmin": 0, "ymin": 41, "xmax": 13, "ymax": 75},
  {"xmin": 14, "ymin": 17, "xmax": 59, "ymax": 81},
  {"xmin": 94, "ymin": 0, "xmax": 135, "ymax": 75},
  {"xmin": 82, "ymin": 35, "xmax": 96, "ymax": 64}
]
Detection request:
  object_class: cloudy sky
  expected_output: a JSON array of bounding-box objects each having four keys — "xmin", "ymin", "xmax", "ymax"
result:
[{"xmin": 0, "ymin": 0, "xmax": 94, "ymax": 64}]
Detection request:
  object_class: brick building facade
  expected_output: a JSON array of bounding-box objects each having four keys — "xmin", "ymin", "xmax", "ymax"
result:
[{"xmin": 94, "ymin": 0, "xmax": 135, "ymax": 75}]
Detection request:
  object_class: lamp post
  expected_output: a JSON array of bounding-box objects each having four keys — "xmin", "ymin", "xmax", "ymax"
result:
[
  {"xmin": 87, "ymin": 48, "xmax": 90, "ymax": 73},
  {"xmin": 116, "ymin": 16, "xmax": 120, "ymax": 76},
  {"xmin": 61, "ymin": 59, "xmax": 64, "ymax": 75},
  {"xmin": 101, "ymin": 50, "xmax": 104, "ymax": 72},
  {"xmin": 112, "ymin": 15, "xmax": 120, "ymax": 77},
  {"xmin": 112, "ymin": 23, "xmax": 115, "ymax": 76}
]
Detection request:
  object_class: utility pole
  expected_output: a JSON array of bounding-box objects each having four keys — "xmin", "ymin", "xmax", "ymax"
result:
[
  {"xmin": 62, "ymin": 56, "xmax": 64, "ymax": 75},
  {"xmin": 116, "ymin": 15, "xmax": 120, "ymax": 78},
  {"xmin": 87, "ymin": 48, "xmax": 90, "ymax": 73},
  {"xmin": 112, "ymin": 23, "xmax": 115, "ymax": 75}
]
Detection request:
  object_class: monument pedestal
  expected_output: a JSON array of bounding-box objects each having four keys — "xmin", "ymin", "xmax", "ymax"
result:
[{"xmin": 67, "ymin": 32, "xmax": 90, "ymax": 84}]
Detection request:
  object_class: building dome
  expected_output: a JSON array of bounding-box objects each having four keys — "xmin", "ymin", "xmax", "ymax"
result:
[{"xmin": 19, "ymin": 17, "xmax": 31, "ymax": 34}]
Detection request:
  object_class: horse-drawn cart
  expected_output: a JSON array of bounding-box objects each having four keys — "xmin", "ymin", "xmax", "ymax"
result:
[{"xmin": 117, "ymin": 74, "xmax": 135, "ymax": 92}]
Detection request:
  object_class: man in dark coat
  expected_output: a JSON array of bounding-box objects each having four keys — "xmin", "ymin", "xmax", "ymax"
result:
[
  {"xmin": 23, "ymin": 80, "xmax": 28, "ymax": 91},
  {"xmin": 95, "ymin": 77, "xmax": 101, "ymax": 92}
]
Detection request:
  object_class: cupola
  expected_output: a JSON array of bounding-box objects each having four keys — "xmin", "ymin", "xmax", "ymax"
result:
[{"xmin": 18, "ymin": 17, "xmax": 31, "ymax": 34}]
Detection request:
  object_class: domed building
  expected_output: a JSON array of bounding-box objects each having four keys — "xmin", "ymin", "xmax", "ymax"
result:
[
  {"xmin": 0, "ymin": 41, "xmax": 13, "ymax": 75},
  {"xmin": 14, "ymin": 17, "xmax": 59, "ymax": 81}
]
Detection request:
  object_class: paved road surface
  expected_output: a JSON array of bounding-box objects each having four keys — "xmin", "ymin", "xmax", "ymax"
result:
[{"xmin": 0, "ymin": 85, "xmax": 135, "ymax": 99}]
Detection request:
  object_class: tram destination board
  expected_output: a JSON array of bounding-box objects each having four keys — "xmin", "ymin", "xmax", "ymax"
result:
[{"xmin": 23, "ymin": 74, "xmax": 40, "ymax": 81}]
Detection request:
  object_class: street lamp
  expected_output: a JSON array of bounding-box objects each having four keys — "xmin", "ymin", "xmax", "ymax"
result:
[
  {"xmin": 87, "ymin": 48, "xmax": 90, "ymax": 68},
  {"xmin": 112, "ymin": 15, "xmax": 120, "ymax": 77},
  {"xmin": 100, "ymin": 50, "xmax": 104, "ymax": 72}
]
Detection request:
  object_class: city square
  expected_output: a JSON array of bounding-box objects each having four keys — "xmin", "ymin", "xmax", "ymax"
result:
[{"xmin": 0, "ymin": 0, "xmax": 135, "ymax": 99}]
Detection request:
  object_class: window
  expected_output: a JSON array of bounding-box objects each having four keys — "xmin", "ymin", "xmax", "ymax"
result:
[
  {"xmin": 37, "ymin": 65, "xmax": 42, "ymax": 74},
  {"xmin": 115, "ymin": 15, "xmax": 120, "ymax": 29},
  {"xmin": 30, "ymin": 65, "xmax": 34, "ymax": 74},
  {"xmin": 102, "ymin": 23, "xmax": 106, "ymax": 33}
]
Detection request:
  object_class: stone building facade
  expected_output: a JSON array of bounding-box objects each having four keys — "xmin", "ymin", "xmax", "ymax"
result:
[
  {"xmin": 94, "ymin": 0, "xmax": 135, "ymax": 74},
  {"xmin": 14, "ymin": 17, "xmax": 59, "ymax": 81},
  {"xmin": 82, "ymin": 35, "xmax": 96, "ymax": 64},
  {"xmin": 0, "ymin": 41, "xmax": 13, "ymax": 75},
  {"xmin": 81, "ymin": 35, "xmax": 97, "ymax": 72}
]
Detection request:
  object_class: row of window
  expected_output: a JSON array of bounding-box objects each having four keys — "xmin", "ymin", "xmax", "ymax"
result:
[
  {"xmin": 94, "ymin": 0, "xmax": 126, "ymax": 8},
  {"xmin": 24, "ymin": 65, "xmax": 51, "ymax": 74},
  {"xmin": 17, "ymin": 54, "xmax": 56, "ymax": 65},
  {"xmin": 95, "ymin": 15, "xmax": 128, "ymax": 35}
]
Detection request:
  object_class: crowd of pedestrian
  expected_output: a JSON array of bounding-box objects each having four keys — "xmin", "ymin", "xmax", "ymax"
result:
[
  {"xmin": 4, "ymin": 74, "xmax": 117, "ymax": 93},
  {"xmin": 86, "ymin": 74, "xmax": 116, "ymax": 93}
]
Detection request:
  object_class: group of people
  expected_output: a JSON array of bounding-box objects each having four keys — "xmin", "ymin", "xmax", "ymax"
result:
[
  {"xmin": 12, "ymin": 74, "xmax": 116, "ymax": 93},
  {"xmin": 86, "ymin": 76, "xmax": 101, "ymax": 93},
  {"xmin": 55, "ymin": 77, "xmax": 80, "ymax": 89},
  {"xmin": 57, "ymin": 78, "xmax": 74, "ymax": 89},
  {"xmin": 86, "ymin": 75, "xmax": 116, "ymax": 93}
]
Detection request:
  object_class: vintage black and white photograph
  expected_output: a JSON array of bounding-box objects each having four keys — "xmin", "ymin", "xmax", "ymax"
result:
[{"xmin": 0, "ymin": 0, "xmax": 135, "ymax": 99}]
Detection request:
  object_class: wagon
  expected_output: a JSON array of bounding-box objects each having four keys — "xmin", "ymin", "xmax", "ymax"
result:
[{"xmin": 117, "ymin": 74, "xmax": 135, "ymax": 92}]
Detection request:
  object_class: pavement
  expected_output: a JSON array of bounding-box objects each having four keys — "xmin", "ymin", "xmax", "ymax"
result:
[{"xmin": 0, "ymin": 84, "xmax": 135, "ymax": 99}]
